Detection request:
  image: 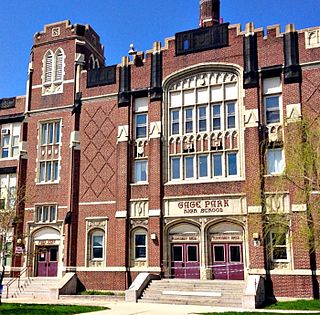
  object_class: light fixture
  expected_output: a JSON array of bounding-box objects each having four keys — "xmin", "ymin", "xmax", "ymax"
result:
[{"xmin": 151, "ymin": 233, "xmax": 157, "ymax": 240}]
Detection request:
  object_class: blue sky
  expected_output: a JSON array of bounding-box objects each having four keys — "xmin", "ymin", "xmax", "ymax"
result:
[{"xmin": 0, "ymin": 0, "xmax": 318, "ymax": 98}]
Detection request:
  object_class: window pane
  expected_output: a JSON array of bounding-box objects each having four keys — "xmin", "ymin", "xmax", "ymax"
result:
[
  {"xmin": 53, "ymin": 161, "xmax": 59, "ymax": 181},
  {"xmin": 171, "ymin": 158, "xmax": 180, "ymax": 180},
  {"xmin": 198, "ymin": 107, "xmax": 207, "ymax": 132},
  {"xmin": 50, "ymin": 248, "xmax": 58, "ymax": 262},
  {"xmin": 272, "ymin": 233, "xmax": 286, "ymax": 246},
  {"xmin": 135, "ymin": 234, "xmax": 146, "ymax": 246},
  {"xmin": 40, "ymin": 162, "xmax": 46, "ymax": 182},
  {"xmin": 93, "ymin": 235, "xmax": 103, "ymax": 247},
  {"xmin": 267, "ymin": 149, "xmax": 284, "ymax": 174},
  {"xmin": 2, "ymin": 148, "xmax": 9, "ymax": 158},
  {"xmin": 172, "ymin": 246, "xmax": 183, "ymax": 261},
  {"xmin": 135, "ymin": 247, "xmax": 146, "ymax": 259},
  {"xmin": 213, "ymin": 154, "xmax": 222, "ymax": 176},
  {"xmin": 44, "ymin": 206, "xmax": 49, "ymax": 221},
  {"xmin": 48, "ymin": 123, "xmax": 54, "ymax": 144},
  {"xmin": 2, "ymin": 135, "xmax": 9, "ymax": 146},
  {"xmin": 229, "ymin": 245, "xmax": 241, "ymax": 262},
  {"xmin": 227, "ymin": 103, "xmax": 236, "ymax": 129},
  {"xmin": 50, "ymin": 206, "xmax": 57, "ymax": 221},
  {"xmin": 266, "ymin": 96, "xmax": 280, "ymax": 124},
  {"xmin": 42, "ymin": 124, "xmax": 47, "ymax": 145},
  {"xmin": 185, "ymin": 156, "xmax": 194, "ymax": 178},
  {"xmin": 47, "ymin": 161, "xmax": 52, "ymax": 181},
  {"xmin": 199, "ymin": 155, "xmax": 208, "ymax": 177},
  {"xmin": 136, "ymin": 114, "xmax": 147, "ymax": 138},
  {"xmin": 135, "ymin": 160, "xmax": 147, "ymax": 182},
  {"xmin": 171, "ymin": 110, "xmax": 180, "ymax": 135},
  {"xmin": 212, "ymin": 104, "xmax": 221, "ymax": 130},
  {"xmin": 227, "ymin": 153, "xmax": 237, "ymax": 176},
  {"xmin": 273, "ymin": 248, "xmax": 287, "ymax": 260},
  {"xmin": 93, "ymin": 248, "xmax": 103, "ymax": 259},
  {"xmin": 55, "ymin": 122, "xmax": 61, "ymax": 143},
  {"xmin": 214, "ymin": 246, "xmax": 225, "ymax": 262},
  {"xmin": 187, "ymin": 246, "xmax": 198, "ymax": 262},
  {"xmin": 185, "ymin": 108, "xmax": 193, "ymax": 133}
]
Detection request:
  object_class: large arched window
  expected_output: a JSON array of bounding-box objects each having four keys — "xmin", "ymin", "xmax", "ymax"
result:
[
  {"xmin": 42, "ymin": 48, "xmax": 65, "ymax": 94},
  {"xmin": 165, "ymin": 67, "xmax": 243, "ymax": 183}
]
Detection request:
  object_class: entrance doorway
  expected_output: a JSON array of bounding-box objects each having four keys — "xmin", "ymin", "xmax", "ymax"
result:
[
  {"xmin": 212, "ymin": 243, "xmax": 244, "ymax": 280},
  {"xmin": 36, "ymin": 246, "xmax": 58, "ymax": 277},
  {"xmin": 171, "ymin": 243, "xmax": 200, "ymax": 279}
]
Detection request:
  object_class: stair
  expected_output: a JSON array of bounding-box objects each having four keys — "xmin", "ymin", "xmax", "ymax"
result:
[
  {"xmin": 139, "ymin": 279, "xmax": 245, "ymax": 307},
  {"xmin": 9, "ymin": 277, "xmax": 61, "ymax": 299}
]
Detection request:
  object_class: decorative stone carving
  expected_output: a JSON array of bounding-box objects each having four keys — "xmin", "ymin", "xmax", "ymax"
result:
[
  {"xmin": 305, "ymin": 29, "xmax": 320, "ymax": 49},
  {"xmin": 117, "ymin": 125, "xmax": 129, "ymax": 142},
  {"xmin": 149, "ymin": 121, "xmax": 162, "ymax": 139},
  {"xmin": 245, "ymin": 109, "xmax": 259, "ymax": 128},
  {"xmin": 130, "ymin": 219, "xmax": 148, "ymax": 229},
  {"xmin": 286, "ymin": 103, "xmax": 302, "ymax": 123},
  {"xmin": 130, "ymin": 201, "xmax": 148, "ymax": 218}
]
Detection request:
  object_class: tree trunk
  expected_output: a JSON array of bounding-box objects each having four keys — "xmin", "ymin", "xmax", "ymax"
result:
[{"xmin": 0, "ymin": 264, "xmax": 5, "ymax": 305}]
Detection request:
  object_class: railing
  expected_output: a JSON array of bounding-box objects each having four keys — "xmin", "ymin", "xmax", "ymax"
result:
[{"xmin": 6, "ymin": 266, "xmax": 31, "ymax": 299}]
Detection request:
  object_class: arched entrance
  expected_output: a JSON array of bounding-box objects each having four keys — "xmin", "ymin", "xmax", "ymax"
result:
[
  {"xmin": 168, "ymin": 222, "xmax": 200, "ymax": 279},
  {"xmin": 32, "ymin": 227, "xmax": 61, "ymax": 277},
  {"xmin": 208, "ymin": 222, "xmax": 244, "ymax": 280}
]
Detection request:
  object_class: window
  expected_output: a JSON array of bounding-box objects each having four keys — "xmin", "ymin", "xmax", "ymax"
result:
[
  {"xmin": 134, "ymin": 230, "xmax": 147, "ymax": 260},
  {"xmin": 38, "ymin": 120, "xmax": 61, "ymax": 183},
  {"xmin": 267, "ymin": 148, "xmax": 284, "ymax": 174},
  {"xmin": 270, "ymin": 230, "xmax": 288, "ymax": 262},
  {"xmin": 212, "ymin": 104, "xmax": 221, "ymax": 130},
  {"xmin": 171, "ymin": 157, "xmax": 181, "ymax": 180},
  {"xmin": 134, "ymin": 160, "xmax": 148, "ymax": 183},
  {"xmin": 168, "ymin": 73, "xmax": 240, "ymax": 182},
  {"xmin": 36, "ymin": 205, "xmax": 57, "ymax": 223},
  {"xmin": 198, "ymin": 155, "xmax": 208, "ymax": 178},
  {"xmin": 135, "ymin": 114, "xmax": 147, "ymax": 138},
  {"xmin": 92, "ymin": 233, "xmax": 104, "ymax": 259},
  {"xmin": 263, "ymin": 77, "xmax": 282, "ymax": 125},
  {"xmin": 198, "ymin": 107, "xmax": 207, "ymax": 132},
  {"xmin": 42, "ymin": 49, "xmax": 65, "ymax": 94},
  {"xmin": 171, "ymin": 110, "xmax": 180, "ymax": 135},
  {"xmin": 0, "ymin": 174, "xmax": 16, "ymax": 210},
  {"xmin": 1, "ymin": 123, "xmax": 20, "ymax": 159},
  {"xmin": 134, "ymin": 98, "xmax": 148, "ymax": 139}
]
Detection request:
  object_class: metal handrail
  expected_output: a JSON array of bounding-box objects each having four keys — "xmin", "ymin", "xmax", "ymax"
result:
[{"xmin": 6, "ymin": 266, "xmax": 31, "ymax": 298}]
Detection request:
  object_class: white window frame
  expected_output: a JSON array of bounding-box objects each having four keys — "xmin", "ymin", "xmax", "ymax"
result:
[
  {"xmin": 168, "ymin": 76, "xmax": 241, "ymax": 182},
  {"xmin": 133, "ymin": 229, "xmax": 147, "ymax": 261},
  {"xmin": 270, "ymin": 230, "xmax": 289, "ymax": 263},
  {"xmin": 42, "ymin": 48, "xmax": 65, "ymax": 95},
  {"xmin": 0, "ymin": 173, "xmax": 16, "ymax": 210},
  {"xmin": 134, "ymin": 159, "xmax": 148, "ymax": 183},
  {"xmin": 263, "ymin": 77, "xmax": 282, "ymax": 125},
  {"xmin": 35, "ymin": 205, "xmax": 57, "ymax": 223},
  {"xmin": 90, "ymin": 230, "xmax": 105, "ymax": 261},
  {"xmin": 38, "ymin": 120, "xmax": 61, "ymax": 184},
  {"xmin": 266, "ymin": 148, "xmax": 285, "ymax": 175},
  {"xmin": 0, "ymin": 123, "xmax": 20, "ymax": 159}
]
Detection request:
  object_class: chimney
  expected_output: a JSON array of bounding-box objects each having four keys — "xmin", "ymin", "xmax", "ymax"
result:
[{"xmin": 200, "ymin": 0, "xmax": 220, "ymax": 28}]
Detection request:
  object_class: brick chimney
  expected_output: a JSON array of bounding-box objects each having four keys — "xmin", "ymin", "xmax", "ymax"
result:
[{"xmin": 200, "ymin": 0, "xmax": 220, "ymax": 28}]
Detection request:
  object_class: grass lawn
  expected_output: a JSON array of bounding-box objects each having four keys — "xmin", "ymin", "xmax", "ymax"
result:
[
  {"xmin": 0, "ymin": 303, "xmax": 107, "ymax": 315},
  {"xmin": 265, "ymin": 299, "xmax": 320, "ymax": 310}
]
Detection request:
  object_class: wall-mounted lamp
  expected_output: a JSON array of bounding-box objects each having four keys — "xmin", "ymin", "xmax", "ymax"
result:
[
  {"xmin": 150, "ymin": 233, "xmax": 157, "ymax": 240},
  {"xmin": 252, "ymin": 233, "xmax": 260, "ymax": 247}
]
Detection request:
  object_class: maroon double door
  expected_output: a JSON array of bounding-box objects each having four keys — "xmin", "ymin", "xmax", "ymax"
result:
[
  {"xmin": 36, "ymin": 246, "xmax": 58, "ymax": 277},
  {"xmin": 171, "ymin": 243, "xmax": 200, "ymax": 279},
  {"xmin": 212, "ymin": 243, "xmax": 244, "ymax": 280}
]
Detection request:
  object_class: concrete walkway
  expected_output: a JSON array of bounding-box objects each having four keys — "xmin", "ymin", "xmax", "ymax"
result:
[{"xmin": 3, "ymin": 297, "xmax": 320, "ymax": 315}]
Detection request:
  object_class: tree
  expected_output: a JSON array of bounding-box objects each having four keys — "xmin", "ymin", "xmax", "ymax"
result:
[
  {"xmin": 260, "ymin": 115, "xmax": 320, "ymax": 299},
  {"xmin": 0, "ymin": 184, "xmax": 25, "ymax": 304}
]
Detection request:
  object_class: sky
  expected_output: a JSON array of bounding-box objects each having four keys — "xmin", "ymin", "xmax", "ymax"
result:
[{"xmin": 0, "ymin": 0, "xmax": 319, "ymax": 98}]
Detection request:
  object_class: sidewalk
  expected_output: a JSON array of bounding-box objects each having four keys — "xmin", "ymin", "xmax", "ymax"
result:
[{"xmin": 3, "ymin": 297, "xmax": 320, "ymax": 315}]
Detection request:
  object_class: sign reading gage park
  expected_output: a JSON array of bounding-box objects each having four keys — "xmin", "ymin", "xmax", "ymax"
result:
[{"xmin": 165, "ymin": 197, "xmax": 246, "ymax": 217}]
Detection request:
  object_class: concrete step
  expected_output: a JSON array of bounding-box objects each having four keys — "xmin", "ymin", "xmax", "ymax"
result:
[{"xmin": 139, "ymin": 279, "xmax": 245, "ymax": 307}]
